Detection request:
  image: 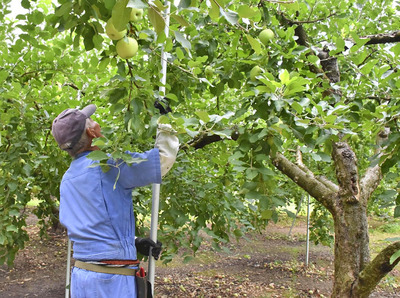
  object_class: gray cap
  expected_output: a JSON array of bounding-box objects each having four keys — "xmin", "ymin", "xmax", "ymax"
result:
[{"xmin": 52, "ymin": 104, "xmax": 96, "ymax": 150}]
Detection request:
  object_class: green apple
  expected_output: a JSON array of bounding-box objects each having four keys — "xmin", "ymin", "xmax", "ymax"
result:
[
  {"xmin": 31, "ymin": 185, "xmax": 41, "ymax": 195},
  {"xmin": 130, "ymin": 8, "xmax": 144, "ymax": 22},
  {"xmin": 351, "ymin": 134, "xmax": 359, "ymax": 142},
  {"xmin": 267, "ymin": 136, "xmax": 274, "ymax": 146},
  {"xmin": 205, "ymin": 65, "xmax": 214, "ymax": 78},
  {"xmin": 250, "ymin": 65, "xmax": 262, "ymax": 81},
  {"xmin": 116, "ymin": 37, "xmax": 139, "ymax": 59},
  {"xmin": 259, "ymin": 28, "xmax": 275, "ymax": 45},
  {"xmin": 105, "ymin": 18, "xmax": 126, "ymax": 40}
]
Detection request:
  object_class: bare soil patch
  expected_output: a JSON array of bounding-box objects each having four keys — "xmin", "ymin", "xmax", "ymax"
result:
[{"xmin": 0, "ymin": 213, "xmax": 399, "ymax": 297}]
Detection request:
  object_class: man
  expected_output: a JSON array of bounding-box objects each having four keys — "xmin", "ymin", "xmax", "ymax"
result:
[{"xmin": 51, "ymin": 104, "xmax": 179, "ymax": 298}]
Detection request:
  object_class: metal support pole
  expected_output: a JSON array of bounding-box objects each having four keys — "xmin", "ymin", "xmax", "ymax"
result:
[
  {"xmin": 65, "ymin": 238, "xmax": 72, "ymax": 298},
  {"xmin": 158, "ymin": 3, "xmax": 170, "ymax": 95},
  {"xmin": 148, "ymin": 184, "xmax": 160, "ymax": 292},
  {"xmin": 148, "ymin": 2, "xmax": 170, "ymax": 296},
  {"xmin": 305, "ymin": 195, "xmax": 310, "ymax": 267}
]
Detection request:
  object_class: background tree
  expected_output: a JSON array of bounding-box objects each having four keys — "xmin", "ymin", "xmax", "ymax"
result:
[{"xmin": 1, "ymin": 0, "xmax": 399, "ymax": 296}]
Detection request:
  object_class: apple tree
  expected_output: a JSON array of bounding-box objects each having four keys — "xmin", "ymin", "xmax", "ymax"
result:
[{"xmin": 2, "ymin": 0, "xmax": 400, "ymax": 296}]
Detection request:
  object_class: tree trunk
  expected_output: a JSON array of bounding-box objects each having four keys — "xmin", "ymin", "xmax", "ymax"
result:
[
  {"xmin": 330, "ymin": 142, "xmax": 370, "ymax": 297},
  {"xmin": 332, "ymin": 202, "xmax": 370, "ymax": 297},
  {"xmin": 269, "ymin": 141, "xmax": 399, "ymax": 297}
]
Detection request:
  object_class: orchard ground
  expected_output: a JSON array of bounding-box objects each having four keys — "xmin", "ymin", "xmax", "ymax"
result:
[{"xmin": 0, "ymin": 210, "xmax": 399, "ymax": 298}]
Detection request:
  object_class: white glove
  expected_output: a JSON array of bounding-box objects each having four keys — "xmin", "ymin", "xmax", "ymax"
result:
[{"xmin": 155, "ymin": 124, "xmax": 179, "ymax": 176}]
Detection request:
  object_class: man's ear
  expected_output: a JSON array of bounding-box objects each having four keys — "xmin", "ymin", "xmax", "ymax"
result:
[{"xmin": 86, "ymin": 127, "xmax": 96, "ymax": 138}]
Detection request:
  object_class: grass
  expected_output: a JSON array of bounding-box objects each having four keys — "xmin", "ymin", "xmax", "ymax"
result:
[
  {"xmin": 159, "ymin": 250, "xmax": 219, "ymax": 269},
  {"xmin": 368, "ymin": 217, "xmax": 400, "ymax": 291},
  {"xmin": 369, "ymin": 218, "xmax": 400, "ymax": 247}
]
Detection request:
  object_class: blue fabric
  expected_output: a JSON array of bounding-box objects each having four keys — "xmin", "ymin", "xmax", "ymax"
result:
[
  {"xmin": 71, "ymin": 267, "xmax": 136, "ymax": 298},
  {"xmin": 59, "ymin": 149, "xmax": 161, "ymax": 298}
]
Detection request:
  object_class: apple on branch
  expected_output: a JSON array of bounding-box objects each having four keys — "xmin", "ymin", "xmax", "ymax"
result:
[
  {"xmin": 259, "ymin": 28, "xmax": 275, "ymax": 46},
  {"xmin": 130, "ymin": 8, "xmax": 144, "ymax": 22},
  {"xmin": 116, "ymin": 37, "xmax": 139, "ymax": 59},
  {"xmin": 105, "ymin": 18, "xmax": 126, "ymax": 40},
  {"xmin": 250, "ymin": 65, "xmax": 262, "ymax": 81},
  {"xmin": 205, "ymin": 66, "xmax": 214, "ymax": 78}
]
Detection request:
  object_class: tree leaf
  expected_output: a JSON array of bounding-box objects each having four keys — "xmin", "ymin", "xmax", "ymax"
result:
[
  {"xmin": 174, "ymin": 31, "xmax": 191, "ymax": 50},
  {"xmin": 55, "ymin": 2, "xmax": 73, "ymax": 17},
  {"xmin": 104, "ymin": 0, "xmax": 117, "ymax": 10},
  {"xmin": 209, "ymin": 0, "xmax": 220, "ymax": 20},
  {"xmin": 246, "ymin": 168, "xmax": 258, "ymax": 180},
  {"xmin": 261, "ymin": 210, "xmax": 273, "ymax": 219},
  {"xmin": 220, "ymin": 8, "xmax": 238, "ymax": 25},
  {"xmin": 291, "ymin": 102, "xmax": 303, "ymax": 113},
  {"xmin": 394, "ymin": 206, "xmax": 400, "ymax": 218},
  {"xmin": 127, "ymin": 0, "xmax": 147, "ymax": 9},
  {"xmin": 148, "ymin": 5, "xmax": 165, "ymax": 34},
  {"xmin": 195, "ymin": 110, "xmax": 210, "ymax": 122},
  {"xmin": 237, "ymin": 5, "xmax": 258, "ymax": 19},
  {"xmin": 6, "ymin": 225, "xmax": 18, "ymax": 232},
  {"xmin": 246, "ymin": 34, "xmax": 262, "ymax": 55},
  {"xmin": 21, "ymin": 0, "xmax": 31, "ymax": 9},
  {"xmin": 151, "ymin": 0, "xmax": 168, "ymax": 11},
  {"xmin": 390, "ymin": 249, "xmax": 400, "ymax": 265},
  {"xmin": 171, "ymin": 14, "xmax": 190, "ymax": 27},
  {"xmin": 390, "ymin": 43, "xmax": 400, "ymax": 56},
  {"xmin": 87, "ymin": 151, "xmax": 109, "ymax": 161},
  {"xmin": 108, "ymin": 87, "xmax": 127, "ymax": 104},
  {"xmin": 178, "ymin": 0, "xmax": 192, "ymax": 9},
  {"xmin": 112, "ymin": 0, "xmax": 131, "ymax": 31},
  {"xmin": 279, "ymin": 69, "xmax": 290, "ymax": 84}
]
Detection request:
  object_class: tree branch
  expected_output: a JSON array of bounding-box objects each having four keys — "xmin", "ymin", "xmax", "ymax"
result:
[
  {"xmin": 352, "ymin": 241, "xmax": 400, "ymax": 297},
  {"xmin": 316, "ymin": 175, "xmax": 339, "ymax": 193},
  {"xmin": 360, "ymin": 128, "xmax": 389, "ymax": 204},
  {"xmin": 291, "ymin": 24, "xmax": 339, "ymax": 84},
  {"xmin": 271, "ymin": 152, "xmax": 336, "ymax": 213},
  {"xmin": 363, "ymin": 31, "xmax": 400, "ymax": 45},
  {"xmin": 181, "ymin": 133, "xmax": 223, "ymax": 150},
  {"xmin": 63, "ymin": 83, "xmax": 86, "ymax": 96},
  {"xmin": 296, "ymin": 147, "xmax": 339, "ymax": 192}
]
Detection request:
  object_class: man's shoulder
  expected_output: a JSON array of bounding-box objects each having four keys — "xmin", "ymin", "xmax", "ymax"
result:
[{"xmin": 62, "ymin": 158, "xmax": 101, "ymax": 182}]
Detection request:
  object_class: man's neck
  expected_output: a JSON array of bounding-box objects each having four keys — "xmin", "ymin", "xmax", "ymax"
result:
[{"xmin": 76, "ymin": 144, "xmax": 100, "ymax": 156}]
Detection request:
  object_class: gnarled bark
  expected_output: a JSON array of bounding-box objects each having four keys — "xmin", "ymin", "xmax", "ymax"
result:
[
  {"xmin": 332, "ymin": 203, "xmax": 370, "ymax": 298},
  {"xmin": 332, "ymin": 142, "xmax": 360, "ymax": 203}
]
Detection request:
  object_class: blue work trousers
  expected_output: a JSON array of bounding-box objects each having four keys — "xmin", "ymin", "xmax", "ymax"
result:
[{"xmin": 71, "ymin": 267, "xmax": 137, "ymax": 298}]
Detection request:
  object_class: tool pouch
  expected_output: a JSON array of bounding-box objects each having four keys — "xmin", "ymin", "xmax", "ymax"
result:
[{"xmin": 135, "ymin": 268, "xmax": 153, "ymax": 298}]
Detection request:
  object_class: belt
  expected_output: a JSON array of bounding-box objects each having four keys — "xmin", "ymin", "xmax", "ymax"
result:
[
  {"xmin": 74, "ymin": 260, "xmax": 137, "ymax": 276},
  {"xmin": 101, "ymin": 260, "xmax": 140, "ymax": 266}
]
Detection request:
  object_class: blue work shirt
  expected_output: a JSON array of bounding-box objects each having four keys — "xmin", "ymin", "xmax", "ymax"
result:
[{"xmin": 59, "ymin": 149, "xmax": 161, "ymax": 261}]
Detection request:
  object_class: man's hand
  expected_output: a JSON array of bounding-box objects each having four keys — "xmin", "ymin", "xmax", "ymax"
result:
[
  {"xmin": 135, "ymin": 237, "xmax": 163, "ymax": 260},
  {"xmin": 154, "ymin": 97, "xmax": 172, "ymax": 115}
]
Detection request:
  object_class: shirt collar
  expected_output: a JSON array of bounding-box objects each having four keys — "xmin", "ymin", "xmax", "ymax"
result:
[{"xmin": 74, "ymin": 151, "xmax": 92, "ymax": 159}]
